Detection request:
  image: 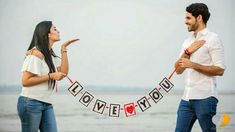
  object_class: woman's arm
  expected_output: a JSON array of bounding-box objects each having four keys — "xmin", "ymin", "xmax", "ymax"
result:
[
  {"xmin": 22, "ymin": 71, "xmax": 49, "ymax": 87},
  {"xmin": 22, "ymin": 49, "xmax": 66, "ymax": 87},
  {"xmin": 59, "ymin": 45, "xmax": 69, "ymax": 75},
  {"xmin": 22, "ymin": 71, "xmax": 66, "ymax": 87},
  {"xmin": 58, "ymin": 38, "xmax": 79, "ymax": 75}
]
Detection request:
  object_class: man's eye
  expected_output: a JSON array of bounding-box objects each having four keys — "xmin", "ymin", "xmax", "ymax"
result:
[{"xmin": 186, "ymin": 17, "xmax": 191, "ymax": 19}]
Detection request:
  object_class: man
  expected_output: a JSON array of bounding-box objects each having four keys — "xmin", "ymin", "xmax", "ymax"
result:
[{"xmin": 175, "ymin": 3, "xmax": 225, "ymax": 132}]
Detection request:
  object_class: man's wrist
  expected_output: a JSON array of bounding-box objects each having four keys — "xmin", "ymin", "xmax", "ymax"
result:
[
  {"xmin": 182, "ymin": 53, "xmax": 190, "ymax": 59},
  {"xmin": 191, "ymin": 62, "xmax": 199, "ymax": 69},
  {"xmin": 184, "ymin": 49, "xmax": 191, "ymax": 56}
]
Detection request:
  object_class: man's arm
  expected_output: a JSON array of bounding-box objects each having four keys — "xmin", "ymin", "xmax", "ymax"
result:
[
  {"xmin": 178, "ymin": 58, "xmax": 224, "ymax": 76},
  {"xmin": 175, "ymin": 40, "xmax": 205, "ymax": 74}
]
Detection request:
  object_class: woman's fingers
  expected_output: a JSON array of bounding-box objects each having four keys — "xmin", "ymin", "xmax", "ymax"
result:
[
  {"xmin": 71, "ymin": 38, "xmax": 80, "ymax": 42},
  {"xmin": 62, "ymin": 38, "xmax": 80, "ymax": 47}
]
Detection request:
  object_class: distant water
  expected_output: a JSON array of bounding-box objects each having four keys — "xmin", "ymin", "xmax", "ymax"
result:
[{"xmin": 0, "ymin": 86, "xmax": 235, "ymax": 132}]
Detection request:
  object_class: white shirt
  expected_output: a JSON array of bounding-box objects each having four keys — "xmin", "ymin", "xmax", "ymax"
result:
[
  {"xmin": 21, "ymin": 55, "xmax": 61, "ymax": 104},
  {"xmin": 179, "ymin": 28, "xmax": 226, "ymax": 100}
]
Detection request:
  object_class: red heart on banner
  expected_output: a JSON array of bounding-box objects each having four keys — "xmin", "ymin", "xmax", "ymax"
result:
[{"xmin": 126, "ymin": 106, "xmax": 134, "ymax": 114}]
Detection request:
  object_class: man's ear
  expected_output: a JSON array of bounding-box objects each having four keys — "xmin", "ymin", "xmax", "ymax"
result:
[{"xmin": 197, "ymin": 15, "xmax": 203, "ymax": 23}]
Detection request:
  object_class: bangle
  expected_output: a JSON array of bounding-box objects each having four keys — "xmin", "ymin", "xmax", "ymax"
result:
[
  {"xmin": 61, "ymin": 50, "xmax": 67, "ymax": 53},
  {"xmin": 61, "ymin": 46, "xmax": 67, "ymax": 53},
  {"xmin": 185, "ymin": 49, "xmax": 191, "ymax": 56},
  {"xmin": 48, "ymin": 73, "xmax": 51, "ymax": 79}
]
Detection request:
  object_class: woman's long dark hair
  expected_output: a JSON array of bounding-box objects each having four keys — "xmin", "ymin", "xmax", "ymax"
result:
[{"xmin": 28, "ymin": 21, "xmax": 56, "ymax": 89}]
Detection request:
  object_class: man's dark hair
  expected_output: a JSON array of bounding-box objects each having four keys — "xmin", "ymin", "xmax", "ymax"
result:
[{"xmin": 186, "ymin": 3, "xmax": 210, "ymax": 24}]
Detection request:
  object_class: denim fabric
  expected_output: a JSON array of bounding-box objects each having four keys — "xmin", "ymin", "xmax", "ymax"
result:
[
  {"xmin": 175, "ymin": 96, "xmax": 218, "ymax": 132},
  {"xmin": 17, "ymin": 96, "xmax": 57, "ymax": 132}
]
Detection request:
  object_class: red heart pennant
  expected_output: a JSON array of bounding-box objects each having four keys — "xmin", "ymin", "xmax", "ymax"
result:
[
  {"xmin": 126, "ymin": 106, "xmax": 134, "ymax": 114},
  {"xmin": 124, "ymin": 103, "xmax": 136, "ymax": 117}
]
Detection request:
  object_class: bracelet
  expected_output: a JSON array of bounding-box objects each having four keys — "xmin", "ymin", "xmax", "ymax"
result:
[
  {"xmin": 61, "ymin": 46, "xmax": 67, "ymax": 53},
  {"xmin": 61, "ymin": 50, "xmax": 67, "ymax": 53},
  {"xmin": 184, "ymin": 49, "xmax": 191, "ymax": 56},
  {"xmin": 48, "ymin": 73, "xmax": 51, "ymax": 80}
]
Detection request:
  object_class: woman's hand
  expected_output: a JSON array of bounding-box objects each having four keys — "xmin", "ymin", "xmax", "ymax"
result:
[
  {"xmin": 62, "ymin": 38, "xmax": 80, "ymax": 48},
  {"xmin": 49, "ymin": 72, "xmax": 66, "ymax": 80},
  {"xmin": 59, "ymin": 38, "xmax": 79, "ymax": 75}
]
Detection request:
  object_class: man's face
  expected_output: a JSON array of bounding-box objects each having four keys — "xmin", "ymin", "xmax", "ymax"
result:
[{"xmin": 185, "ymin": 12, "xmax": 199, "ymax": 32}]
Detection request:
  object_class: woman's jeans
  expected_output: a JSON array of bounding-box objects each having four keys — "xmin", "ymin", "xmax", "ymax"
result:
[
  {"xmin": 175, "ymin": 96, "xmax": 218, "ymax": 132},
  {"xmin": 17, "ymin": 96, "xmax": 57, "ymax": 132}
]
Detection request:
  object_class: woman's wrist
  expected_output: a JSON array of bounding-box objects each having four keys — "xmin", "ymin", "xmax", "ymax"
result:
[
  {"xmin": 48, "ymin": 73, "xmax": 51, "ymax": 80},
  {"xmin": 61, "ymin": 45, "xmax": 67, "ymax": 54},
  {"xmin": 48, "ymin": 73, "xmax": 55, "ymax": 80}
]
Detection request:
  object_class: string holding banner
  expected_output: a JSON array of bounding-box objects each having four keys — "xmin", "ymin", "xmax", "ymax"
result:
[{"xmin": 61, "ymin": 66, "xmax": 178, "ymax": 118}]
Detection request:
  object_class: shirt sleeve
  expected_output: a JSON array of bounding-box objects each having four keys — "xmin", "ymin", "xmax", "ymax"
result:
[
  {"xmin": 209, "ymin": 36, "xmax": 226, "ymax": 69},
  {"xmin": 178, "ymin": 40, "xmax": 187, "ymax": 58},
  {"xmin": 21, "ymin": 55, "xmax": 42, "ymax": 75}
]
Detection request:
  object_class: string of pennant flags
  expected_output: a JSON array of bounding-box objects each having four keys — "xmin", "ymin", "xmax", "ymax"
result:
[{"xmin": 58, "ymin": 66, "xmax": 179, "ymax": 118}]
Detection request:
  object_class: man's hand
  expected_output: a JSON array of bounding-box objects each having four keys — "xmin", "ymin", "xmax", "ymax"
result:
[
  {"xmin": 178, "ymin": 58, "xmax": 193, "ymax": 68},
  {"xmin": 175, "ymin": 40, "xmax": 205, "ymax": 74},
  {"xmin": 178, "ymin": 58, "xmax": 225, "ymax": 76}
]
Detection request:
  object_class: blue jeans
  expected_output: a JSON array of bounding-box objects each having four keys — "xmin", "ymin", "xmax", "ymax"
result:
[
  {"xmin": 175, "ymin": 96, "xmax": 218, "ymax": 132},
  {"xmin": 17, "ymin": 96, "xmax": 57, "ymax": 132}
]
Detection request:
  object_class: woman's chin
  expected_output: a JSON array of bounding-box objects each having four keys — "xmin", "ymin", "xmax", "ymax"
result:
[{"xmin": 55, "ymin": 38, "xmax": 60, "ymax": 42}]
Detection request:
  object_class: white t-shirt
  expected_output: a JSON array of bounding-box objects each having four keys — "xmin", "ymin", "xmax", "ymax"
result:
[
  {"xmin": 179, "ymin": 28, "xmax": 226, "ymax": 101},
  {"xmin": 20, "ymin": 54, "xmax": 61, "ymax": 104}
]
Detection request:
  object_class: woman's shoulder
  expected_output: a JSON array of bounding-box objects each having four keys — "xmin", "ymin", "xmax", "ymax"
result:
[{"xmin": 26, "ymin": 48, "xmax": 44, "ymax": 60}]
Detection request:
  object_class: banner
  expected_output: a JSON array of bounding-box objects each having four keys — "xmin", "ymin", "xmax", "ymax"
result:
[{"xmin": 67, "ymin": 76, "xmax": 174, "ymax": 118}]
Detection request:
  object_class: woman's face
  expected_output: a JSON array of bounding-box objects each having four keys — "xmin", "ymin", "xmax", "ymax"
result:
[{"xmin": 48, "ymin": 25, "xmax": 60, "ymax": 42}]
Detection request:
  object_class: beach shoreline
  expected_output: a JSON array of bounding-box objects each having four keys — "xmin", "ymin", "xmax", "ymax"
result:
[{"xmin": 0, "ymin": 92, "xmax": 234, "ymax": 132}]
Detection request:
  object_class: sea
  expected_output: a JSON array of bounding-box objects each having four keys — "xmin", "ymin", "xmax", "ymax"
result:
[{"xmin": 0, "ymin": 86, "xmax": 234, "ymax": 132}]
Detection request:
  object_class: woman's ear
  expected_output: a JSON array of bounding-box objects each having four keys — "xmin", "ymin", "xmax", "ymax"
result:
[{"xmin": 48, "ymin": 33, "xmax": 51, "ymax": 38}]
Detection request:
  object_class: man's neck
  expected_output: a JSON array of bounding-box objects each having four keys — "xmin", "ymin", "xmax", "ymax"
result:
[{"xmin": 193, "ymin": 24, "xmax": 206, "ymax": 38}]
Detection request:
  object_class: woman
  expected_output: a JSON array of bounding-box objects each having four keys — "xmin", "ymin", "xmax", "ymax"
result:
[{"xmin": 17, "ymin": 21, "xmax": 79, "ymax": 132}]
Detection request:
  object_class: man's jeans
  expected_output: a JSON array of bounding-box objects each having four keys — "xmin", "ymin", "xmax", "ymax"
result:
[
  {"xmin": 17, "ymin": 96, "xmax": 57, "ymax": 132},
  {"xmin": 175, "ymin": 96, "xmax": 218, "ymax": 132}
]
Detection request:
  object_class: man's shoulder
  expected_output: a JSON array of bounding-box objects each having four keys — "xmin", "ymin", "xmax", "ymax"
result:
[
  {"xmin": 207, "ymin": 30, "xmax": 220, "ymax": 39},
  {"xmin": 206, "ymin": 31, "xmax": 221, "ymax": 44},
  {"xmin": 205, "ymin": 31, "xmax": 223, "ymax": 47}
]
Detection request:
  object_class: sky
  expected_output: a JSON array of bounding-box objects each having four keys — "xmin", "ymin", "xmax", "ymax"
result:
[{"xmin": 0, "ymin": 0, "xmax": 234, "ymax": 90}]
